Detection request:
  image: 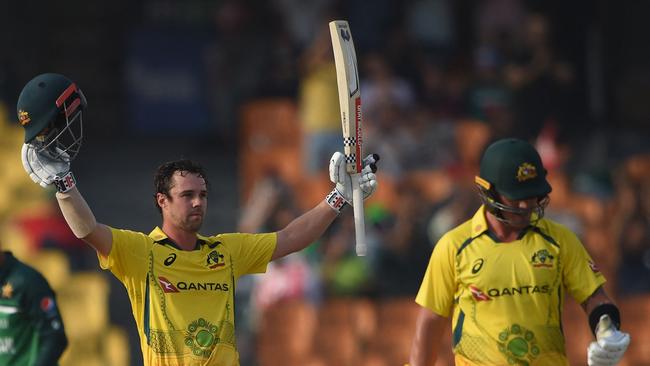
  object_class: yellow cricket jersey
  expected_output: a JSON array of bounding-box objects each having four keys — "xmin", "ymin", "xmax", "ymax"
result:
[
  {"xmin": 416, "ymin": 206, "xmax": 605, "ymax": 366},
  {"xmin": 98, "ymin": 227, "xmax": 276, "ymax": 366}
]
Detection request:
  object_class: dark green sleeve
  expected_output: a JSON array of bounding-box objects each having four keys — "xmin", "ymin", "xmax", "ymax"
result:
[{"xmin": 23, "ymin": 274, "xmax": 68, "ymax": 366}]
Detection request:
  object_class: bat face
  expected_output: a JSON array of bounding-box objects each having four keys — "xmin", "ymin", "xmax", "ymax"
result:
[
  {"xmin": 330, "ymin": 20, "xmax": 368, "ymax": 256},
  {"xmin": 330, "ymin": 21, "xmax": 363, "ymax": 174}
]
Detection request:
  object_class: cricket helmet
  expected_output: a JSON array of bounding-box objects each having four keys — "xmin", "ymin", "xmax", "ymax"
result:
[
  {"xmin": 17, "ymin": 73, "xmax": 86, "ymax": 161},
  {"xmin": 475, "ymin": 138, "xmax": 552, "ymax": 224}
]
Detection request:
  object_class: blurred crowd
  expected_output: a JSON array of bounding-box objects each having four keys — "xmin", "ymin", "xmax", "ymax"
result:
[{"xmin": 0, "ymin": 0, "xmax": 648, "ymax": 365}]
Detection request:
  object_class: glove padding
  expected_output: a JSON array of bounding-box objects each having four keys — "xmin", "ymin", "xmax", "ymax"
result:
[
  {"xmin": 21, "ymin": 143, "xmax": 76, "ymax": 192},
  {"xmin": 587, "ymin": 314, "xmax": 630, "ymax": 366},
  {"xmin": 326, "ymin": 152, "xmax": 378, "ymax": 212}
]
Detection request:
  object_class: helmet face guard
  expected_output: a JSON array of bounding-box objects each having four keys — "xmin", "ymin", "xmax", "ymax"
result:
[
  {"xmin": 34, "ymin": 83, "xmax": 85, "ymax": 162},
  {"xmin": 477, "ymin": 184, "xmax": 549, "ymax": 227}
]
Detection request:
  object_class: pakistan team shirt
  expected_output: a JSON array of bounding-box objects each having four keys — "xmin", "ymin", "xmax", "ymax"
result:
[
  {"xmin": 416, "ymin": 206, "xmax": 605, "ymax": 366},
  {"xmin": 99, "ymin": 227, "xmax": 276, "ymax": 366},
  {"xmin": 0, "ymin": 251, "xmax": 67, "ymax": 365}
]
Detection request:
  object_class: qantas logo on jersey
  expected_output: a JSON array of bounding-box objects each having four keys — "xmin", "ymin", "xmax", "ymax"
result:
[
  {"xmin": 158, "ymin": 277, "xmax": 179, "ymax": 293},
  {"xmin": 487, "ymin": 284, "xmax": 549, "ymax": 297},
  {"xmin": 469, "ymin": 285, "xmax": 491, "ymax": 301},
  {"xmin": 158, "ymin": 276, "xmax": 229, "ymax": 293}
]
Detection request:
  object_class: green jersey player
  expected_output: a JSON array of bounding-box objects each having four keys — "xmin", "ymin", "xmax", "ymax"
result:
[{"xmin": 0, "ymin": 251, "xmax": 67, "ymax": 365}]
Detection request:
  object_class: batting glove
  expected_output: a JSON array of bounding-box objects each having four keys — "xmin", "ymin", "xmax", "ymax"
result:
[
  {"xmin": 587, "ymin": 314, "xmax": 630, "ymax": 366},
  {"xmin": 325, "ymin": 152, "xmax": 379, "ymax": 213},
  {"xmin": 21, "ymin": 143, "xmax": 76, "ymax": 193}
]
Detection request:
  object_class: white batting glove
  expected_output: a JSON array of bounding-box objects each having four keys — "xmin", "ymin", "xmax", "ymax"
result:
[
  {"xmin": 587, "ymin": 315, "xmax": 631, "ymax": 366},
  {"xmin": 325, "ymin": 152, "xmax": 379, "ymax": 213},
  {"xmin": 21, "ymin": 143, "xmax": 76, "ymax": 193}
]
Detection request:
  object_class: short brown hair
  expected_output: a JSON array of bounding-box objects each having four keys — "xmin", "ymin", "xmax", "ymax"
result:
[{"xmin": 153, "ymin": 159, "xmax": 209, "ymax": 213}]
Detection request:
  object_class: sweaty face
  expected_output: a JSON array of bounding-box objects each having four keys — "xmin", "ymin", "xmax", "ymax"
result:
[{"xmin": 159, "ymin": 172, "xmax": 208, "ymax": 232}]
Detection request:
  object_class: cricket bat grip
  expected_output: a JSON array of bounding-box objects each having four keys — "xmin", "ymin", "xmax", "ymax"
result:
[{"xmin": 352, "ymin": 174, "xmax": 367, "ymax": 256}]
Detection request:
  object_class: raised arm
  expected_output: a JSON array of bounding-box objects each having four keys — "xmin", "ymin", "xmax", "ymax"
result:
[
  {"xmin": 272, "ymin": 152, "xmax": 378, "ymax": 260},
  {"xmin": 22, "ymin": 144, "xmax": 113, "ymax": 257},
  {"xmin": 18, "ymin": 73, "xmax": 113, "ymax": 256},
  {"xmin": 274, "ymin": 201, "xmax": 338, "ymax": 260},
  {"xmin": 56, "ymin": 188, "xmax": 113, "ymax": 256},
  {"xmin": 409, "ymin": 306, "xmax": 448, "ymax": 366}
]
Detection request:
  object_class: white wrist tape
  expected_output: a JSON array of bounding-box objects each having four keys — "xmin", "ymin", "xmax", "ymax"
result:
[
  {"xmin": 325, "ymin": 189, "xmax": 349, "ymax": 213},
  {"xmin": 56, "ymin": 188, "xmax": 97, "ymax": 238}
]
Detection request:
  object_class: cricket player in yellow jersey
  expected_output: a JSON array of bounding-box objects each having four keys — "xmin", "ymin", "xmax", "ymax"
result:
[
  {"xmin": 16, "ymin": 73, "xmax": 379, "ymax": 366},
  {"xmin": 409, "ymin": 138, "xmax": 630, "ymax": 366}
]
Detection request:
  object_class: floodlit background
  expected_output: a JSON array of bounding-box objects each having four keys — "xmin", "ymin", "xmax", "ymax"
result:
[{"xmin": 0, "ymin": 1, "xmax": 649, "ymax": 365}]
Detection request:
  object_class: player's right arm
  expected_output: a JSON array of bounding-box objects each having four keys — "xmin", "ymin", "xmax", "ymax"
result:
[
  {"xmin": 56, "ymin": 187, "xmax": 113, "ymax": 256},
  {"xmin": 409, "ymin": 306, "xmax": 448, "ymax": 366},
  {"xmin": 409, "ymin": 232, "xmax": 457, "ymax": 366},
  {"xmin": 21, "ymin": 144, "xmax": 113, "ymax": 256}
]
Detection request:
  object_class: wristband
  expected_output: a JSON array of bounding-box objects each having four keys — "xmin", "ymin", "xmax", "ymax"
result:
[
  {"xmin": 325, "ymin": 189, "xmax": 348, "ymax": 213},
  {"xmin": 53, "ymin": 171, "xmax": 76, "ymax": 193},
  {"xmin": 589, "ymin": 303, "xmax": 620, "ymax": 336}
]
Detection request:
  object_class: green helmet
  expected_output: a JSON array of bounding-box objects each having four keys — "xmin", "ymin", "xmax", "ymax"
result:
[
  {"xmin": 16, "ymin": 73, "xmax": 86, "ymax": 161},
  {"xmin": 475, "ymin": 138, "xmax": 551, "ymax": 224}
]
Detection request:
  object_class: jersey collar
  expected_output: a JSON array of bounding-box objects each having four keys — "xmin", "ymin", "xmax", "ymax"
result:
[
  {"xmin": 148, "ymin": 227, "xmax": 208, "ymax": 250},
  {"xmin": 470, "ymin": 206, "xmax": 490, "ymax": 238},
  {"xmin": 475, "ymin": 205, "xmax": 535, "ymax": 242}
]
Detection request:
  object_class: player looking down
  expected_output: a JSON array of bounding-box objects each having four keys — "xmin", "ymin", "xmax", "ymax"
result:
[
  {"xmin": 409, "ymin": 138, "xmax": 630, "ymax": 366},
  {"xmin": 17, "ymin": 73, "xmax": 379, "ymax": 365}
]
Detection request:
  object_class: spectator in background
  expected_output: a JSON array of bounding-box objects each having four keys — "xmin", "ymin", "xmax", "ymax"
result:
[
  {"xmin": 319, "ymin": 210, "xmax": 373, "ymax": 297},
  {"xmin": 0, "ymin": 247, "xmax": 68, "ymax": 365},
  {"xmin": 362, "ymin": 53, "xmax": 417, "ymax": 178},
  {"xmin": 238, "ymin": 172, "xmax": 320, "ymax": 365},
  {"xmin": 297, "ymin": 24, "xmax": 342, "ymax": 175},
  {"xmin": 405, "ymin": 0, "xmax": 456, "ymax": 59},
  {"xmin": 371, "ymin": 179, "xmax": 434, "ymax": 298},
  {"xmin": 204, "ymin": 0, "xmax": 283, "ymax": 147},
  {"xmin": 503, "ymin": 13, "xmax": 577, "ymax": 140},
  {"xmin": 465, "ymin": 42, "xmax": 515, "ymax": 139},
  {"xmin": 613, "ymin": 156, "xmax": 650, "ymax": 295}
]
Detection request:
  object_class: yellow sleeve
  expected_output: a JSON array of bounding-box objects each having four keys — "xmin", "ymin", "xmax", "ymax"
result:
[
  {"xmin": 415, "ymin": 233, "xmax": 456, "ymax": 317},
  {"xmin": 220, "ymin": 232, "xmax": 277, "ymax": 278},
  {"xmin": 561, "ymin": 229, "xmax": 606, "ymax": 304},
  {"xmin": 97, "ymin": 228, "xmax": 150, "ymax": 284}
]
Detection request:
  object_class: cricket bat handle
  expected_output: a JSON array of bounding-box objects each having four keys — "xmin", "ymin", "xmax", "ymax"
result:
[{"xmin": 351, "ymin": 174, "xmax": 366, "ymax": 256}]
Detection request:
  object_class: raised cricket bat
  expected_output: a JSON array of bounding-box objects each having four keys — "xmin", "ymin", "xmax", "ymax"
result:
[{"xmin": 329, "ymin": 20, "xmax": 366, "ymax": 256}]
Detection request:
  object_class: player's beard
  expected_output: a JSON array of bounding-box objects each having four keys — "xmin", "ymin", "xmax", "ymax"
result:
[{"xmin": 182, "ymin": 212, "xmax": 204, "ymax": 232}]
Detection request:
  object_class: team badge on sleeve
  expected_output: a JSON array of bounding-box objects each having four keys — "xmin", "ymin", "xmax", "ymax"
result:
[
  {"xmin": 588, "ymin": 260, "xmax": 600, "ymax": 273},
  {"xmin": 40, "ymin": 297, "xmax": 57, "ymax": 314}
]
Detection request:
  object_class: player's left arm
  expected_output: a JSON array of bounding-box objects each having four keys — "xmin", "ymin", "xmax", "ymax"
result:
[
  {"xmin": 582, "ymin": 287, "xmax": 631, "ymax": 366},
  {"xmin": 25, "ymin": 276, "xmax": 68, "ymax": 365},
  {"xmin": 272, "ymin": 152, "xmax": 378, "ymax": 260}
]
